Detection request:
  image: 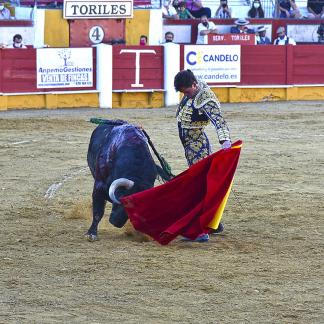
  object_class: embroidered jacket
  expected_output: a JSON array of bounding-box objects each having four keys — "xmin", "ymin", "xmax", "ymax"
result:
[{"xmin": 177, "ymin": 81, "xmax": 230, "ymax": 142}]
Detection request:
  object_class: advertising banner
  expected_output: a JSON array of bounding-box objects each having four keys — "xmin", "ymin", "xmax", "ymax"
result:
[
  {"xmin": 184, "ymin": 45, "xmax": 241, "ymax": 83},
  {"xmin": 36, "ymin": 48, "xmax": 93, "ymax": 88},
  {"xmin": 63, "ymin": 0, "xmax": 133, "ymax": 19}
]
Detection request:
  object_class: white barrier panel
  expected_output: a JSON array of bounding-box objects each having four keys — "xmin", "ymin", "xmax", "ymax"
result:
[
  {"xmin": 96, "ymin": 43, "xmax": 112, "ymax": 108},
  {"xmin": 163, "ymin": 43, "xmax": 180, "ymax": 106},
  {"xmin": 37, "ymin": 48, "xmax": 93, "ymax": 88},
  {"xmin": 63, "ymin": 0, "xmax": 133, "ymax": 19}
]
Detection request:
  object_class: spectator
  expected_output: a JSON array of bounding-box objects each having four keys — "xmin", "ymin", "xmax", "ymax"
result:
[
  {"xmin": 162, "ymin": 0, "xmax": 179, "ymax": 19},
  {"xmin": 111, "ymin": 38, "xmax": 126, "ymax": 45},
  {"xmin": 317, "ymin": 23, "xmax": 324, "ymax": 43},
  {"xmin": 186, "ymin": 0, "xmax": 211, "ymax": 18},
  {"xmin": 279, "ymin": 0, "xmax": 301, "ymax": 18},
  {"xmin": 278, "ymin": 0, "xmax": 290, "ymax": 17},
  {"xmin": 6, "ymin": 34, "xmax": 27, "ymax": 48},
  {"xmin": 164, "ymin": 31, "xmax": 175, "ymax": 43},
  {"xmin": 196, "ymin": 14, "xmax": 218, "ymax": 44},
  {"xmin": 273, "ymin": 26, "xmax": 296, "ymax": 45},
  {"xmin": 0, "ymin": 1, "xmax": 10, "ymax": 19},
  {"xmin": 307, "ymin": 0, "xmax": 324, "ymax": 18},
  {"xmin": 172, "ymin": 0, "xmax": 180, "ymax": 11},
  {"xmin": 177, "ymin": 2, "xmax": 195, "ymax": 19},
  {"xmin": 214, "ymin": 0, "xmax": 232, "ymax": 18},
  {"xmin": 290, "ymin": 0, "xmax": 302, "ymax": 18},
  {"xmin": 230, "ymin": 18, "xmax": 255, "ymax": 34},
  {"xmin": 256, "ymin": 25, "xmax": 271, "ymax": 44},
  {"xmin": 139, "ymin": 35, "xmax": 148, "ymax": 46},
  {"xmin": 248, "ymin": 0, "xmax": 265, "ymax": 18}
]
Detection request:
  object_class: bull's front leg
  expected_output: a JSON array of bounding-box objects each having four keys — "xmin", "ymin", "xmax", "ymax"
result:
[{"xmin": 86, "ymin": 181, "xmax": 106, "ymax": 242}]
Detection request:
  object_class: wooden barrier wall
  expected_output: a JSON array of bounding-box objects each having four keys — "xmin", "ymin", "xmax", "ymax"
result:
[{"xmin": 1, "ymin": 45, "xmax": 324, "ymax": 94}]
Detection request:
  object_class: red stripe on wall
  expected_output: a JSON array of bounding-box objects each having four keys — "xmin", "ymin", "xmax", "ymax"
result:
[
  {"xmin": 1, "ymin": 49, "xmax": 37, "ymax": 93},
  {"xmin": 240, "ymin": 45, "xmax": 287, "ymax": 85},
  {"xmin": 290, "ymin": 45, "xmax": 324, "ymax": 84}
]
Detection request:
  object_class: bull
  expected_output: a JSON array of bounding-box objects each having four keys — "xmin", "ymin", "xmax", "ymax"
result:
[{"xmin": 86, "ymin": 119, "xmax": 170, "ymax": 241}]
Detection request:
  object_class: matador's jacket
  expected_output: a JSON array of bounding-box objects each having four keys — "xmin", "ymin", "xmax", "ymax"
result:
[{"xmin": 176, "ymin": 81, "xmax": 231, "ymax": 166}]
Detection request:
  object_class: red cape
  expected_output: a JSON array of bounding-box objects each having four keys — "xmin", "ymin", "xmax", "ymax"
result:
[{"xmin": 121, "ymin": 140, "xmax": 242, "ymax": 245}]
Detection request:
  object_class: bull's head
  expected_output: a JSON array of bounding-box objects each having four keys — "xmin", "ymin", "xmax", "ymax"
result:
[
  {"xmin": 108, "ymin": 178, "xmax": 134, "ymax": 204},
  {"xmin": 108, "ymin": 178, "xmax": 135, "ymax": 228}
]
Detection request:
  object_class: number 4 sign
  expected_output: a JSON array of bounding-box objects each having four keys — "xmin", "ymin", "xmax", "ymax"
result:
[{"xmin": 89, "ymin": 26, "xmax": 105, "ymax": 44}]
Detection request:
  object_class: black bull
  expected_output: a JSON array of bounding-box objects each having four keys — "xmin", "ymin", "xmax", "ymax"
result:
[{"xmin": 86, "ymin": 120, "xmax": 170, "ymax": 241}]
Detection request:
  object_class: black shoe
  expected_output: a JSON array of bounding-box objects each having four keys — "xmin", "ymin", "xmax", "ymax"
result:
[{"xmin": 209, "ymin": 223, "xmax": 224, "ymax": 235}]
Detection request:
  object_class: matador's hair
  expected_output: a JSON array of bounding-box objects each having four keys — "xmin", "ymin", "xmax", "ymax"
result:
[{"xmin": 174, "ymin": 69, "xmax": 197, "ymax": 92}]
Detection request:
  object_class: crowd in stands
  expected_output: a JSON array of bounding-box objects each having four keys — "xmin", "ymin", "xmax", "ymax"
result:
[
  {"xmin": 163, "ymin": 16, "xmax": 324, "ymax": 44},
  {"xmin": 162, "ymin": 0, "xmax": 324, "ymax": 45},
  {"xmin": 1, "ymin": 0, "xmax": 324, "ymax": 48},
  {"xmin": 162, "ymin": 0, "xmax": 324, "ymax": 20},
  {"xmin": 192, "ymin": 16, "xmax": 297, "ymax": 44}
]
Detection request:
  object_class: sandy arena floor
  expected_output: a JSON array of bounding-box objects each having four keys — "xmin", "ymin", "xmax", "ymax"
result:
[{"xmin": 0, "ymin": 101, "xmax": 323, "ymax": 323}]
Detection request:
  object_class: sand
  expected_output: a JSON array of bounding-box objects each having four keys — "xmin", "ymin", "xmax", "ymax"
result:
[{"xmin": 0, "ymin": 101, "xmax": 323, "ymax": 323}]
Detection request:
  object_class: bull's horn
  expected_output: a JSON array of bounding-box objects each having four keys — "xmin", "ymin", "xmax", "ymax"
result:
[{"xmin": 108, "ymin": 178, "xmax": 134, "ymax": 204}]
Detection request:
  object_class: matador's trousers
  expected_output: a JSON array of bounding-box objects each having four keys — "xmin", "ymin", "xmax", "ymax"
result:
[{"xmin": 178, "ymin": 123, "xmax": 211, "ymax": 166}]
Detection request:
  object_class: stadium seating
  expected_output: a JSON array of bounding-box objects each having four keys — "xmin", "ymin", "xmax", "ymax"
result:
[
  {"xmin": 19, "ymin": 0, "xmax": 156, "ymax": 8},
  {"xmin": 203, "ymin": 0, "xmax": 308, "ymax": 19}
]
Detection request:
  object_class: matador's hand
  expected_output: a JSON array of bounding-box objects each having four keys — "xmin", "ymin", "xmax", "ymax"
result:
[{"xmin": 221, "ymin": 140, "xmax": 232, "ymax": 150}]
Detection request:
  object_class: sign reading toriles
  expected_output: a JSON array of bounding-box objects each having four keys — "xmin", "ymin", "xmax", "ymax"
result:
[
  {"xmin": 184, "ymin": 45, "xmax": 241, "ymax": 83},
  {"xmin": 37, "ymin": 48, "xmax": 93, "ymax": 88},
  {"xmin": 63, "ymin": 0, "xmax": 133, "ymax": 19}
]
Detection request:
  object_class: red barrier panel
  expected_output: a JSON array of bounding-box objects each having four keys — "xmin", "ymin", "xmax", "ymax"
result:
[
  {"xmin": 1, "ymin": 49, "xmax": 37, "ymax": 93},
  {"xmin": 112, "ymin": 45, "xmax": 164, "ymax": 90},
  {"xmin": 240, "ymin": 45, "xmax": 287, "ymax": 85},
  {"xmin": 288, "ymin": 45, "xmax": 324, "ymax": 84},
  {"xmin": 70, "ymin": 20, "xmax": 125, "ymax": 47},
  {"xmin": 0, "ymin": 48, "xmax": 96, "ymax": 93}
]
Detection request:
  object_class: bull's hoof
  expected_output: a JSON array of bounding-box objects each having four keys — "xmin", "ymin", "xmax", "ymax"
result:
[{"xmin": 85, "ymin": 233, "xmax": 98, "ymax": 242}]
